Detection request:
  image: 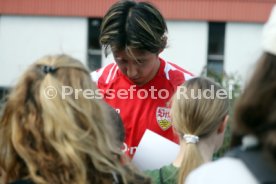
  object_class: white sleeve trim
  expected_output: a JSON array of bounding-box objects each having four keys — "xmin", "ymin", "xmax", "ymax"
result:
[
  {"xmin": 184, "ymin": 73, "xmax": 194, "ymax": 81},
  {"xmin": 90, "ymin": 67, "xmax": 104, "ymax": 85}
]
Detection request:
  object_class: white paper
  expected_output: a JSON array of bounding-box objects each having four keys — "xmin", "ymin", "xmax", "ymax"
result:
[{"xmin": 132, "ymin": 129, "xmax": 180, "ymax": 171}]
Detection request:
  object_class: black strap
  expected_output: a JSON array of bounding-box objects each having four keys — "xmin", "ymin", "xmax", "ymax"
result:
[
  {"xmin": 227, "ymin": 146, "xmax": 276, "ymax": 184},
  {"xmin": 40, "ymin": 65, "xmax": 58, "ymax": 74},
  {"xmin": 9, "ymin": 180, "xmax": 33, "ymax": 184},
  {"xmin": 159, "ymin": 167, "xmax": 164, "ymax": 184}
]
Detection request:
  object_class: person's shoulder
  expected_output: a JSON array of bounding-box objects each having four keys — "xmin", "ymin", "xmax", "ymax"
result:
[
  {"xmin": 160, "ymin": 58, "xmax": 194, "ymax": 86},
  {"xmin": 145, "ymin": 164, "xmax": 177, "ymax": 184},
  {"xmin": 167, "ymin": 62, "xmax": 193, "ymax": 77},
  {"xmin": 144, "ymin": 168, "xmax": 160, "ymax": 184},
  {"xmin": 186, "ymin": 158, "xmax": 258, "ymax": 184},
  {"xmin": 91, "ymin": 63, "xmax": 119, "ymax": 85},
  {"xmin": 161, "ymin": 164, "xmax": 178, "ymax": 174}
]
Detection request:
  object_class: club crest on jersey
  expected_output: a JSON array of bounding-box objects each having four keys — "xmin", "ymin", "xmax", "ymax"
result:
[{"xmin": 156, "ymin": 107, "xmax": 172, "ymax": 131}]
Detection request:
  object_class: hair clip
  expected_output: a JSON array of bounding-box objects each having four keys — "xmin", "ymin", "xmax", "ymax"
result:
[
  {"xmin": 41, "ymin": 65, "xmax": 57, "ymax": 74},
  {"xmin": 183, "ymin": 134, "xmax": 199, "ymax": 144}
]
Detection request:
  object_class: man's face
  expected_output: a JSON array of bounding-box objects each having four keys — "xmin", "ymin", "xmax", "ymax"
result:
[{"xmin": 113, "ymin": 48, "xmax": 160, "ymax": 86}]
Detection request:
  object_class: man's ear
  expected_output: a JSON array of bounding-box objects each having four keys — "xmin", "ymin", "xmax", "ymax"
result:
[{"xmin": 217, "ymin": 115, "xmax": 229, "ymax": 134}]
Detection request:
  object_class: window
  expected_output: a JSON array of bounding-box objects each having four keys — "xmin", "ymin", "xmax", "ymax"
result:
[
  {"xmin": 207, "ymin": 22, "xmax": 226, "ymax": 82},
  {"xmin": 88, "ymin": 18, "xmax": 102, "ymax": 71}
]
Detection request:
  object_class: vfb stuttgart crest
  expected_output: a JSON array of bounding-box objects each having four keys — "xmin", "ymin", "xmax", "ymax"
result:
[{"xmin": 156, "ymin": 107, "xmax": 172, "ymax": 131}]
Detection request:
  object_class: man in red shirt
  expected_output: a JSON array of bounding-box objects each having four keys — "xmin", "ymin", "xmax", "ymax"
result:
[{"xmin": 92, "ymin": 0, "xmax": 193, "ymax": 157}]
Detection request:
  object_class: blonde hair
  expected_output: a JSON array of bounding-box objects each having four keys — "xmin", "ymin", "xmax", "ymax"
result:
[
  {"xmin": 0, "ymin": 55, "xmax": 149, "ymax": 184},
  {"xmin": 171, "ymin": 77, "xmax": 229, "ymax": 184}
]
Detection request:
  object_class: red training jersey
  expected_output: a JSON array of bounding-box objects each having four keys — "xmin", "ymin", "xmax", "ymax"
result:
[{"xmin": 91, "ymin": 58, "xmax": 193, "ymax": 157}]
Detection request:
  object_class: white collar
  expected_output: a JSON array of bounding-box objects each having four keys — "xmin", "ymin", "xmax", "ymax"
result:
[{"xmin": 241, "ymin": 135, "xmax": 259, "ymax": 150}]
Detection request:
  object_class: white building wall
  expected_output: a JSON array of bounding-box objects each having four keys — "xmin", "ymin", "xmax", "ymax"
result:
[
  {"xmin": 103, "ymin": 21, "xmax": 263, "ymax": 82},
  {"xmin": 161, "ymin": 21, "xmax": 208, "ymax": 75},
  {"xmin": 224, "ymin": 22, "xmax": 264, "ymax": 83},
  {"xmin": 0, "ymin": 15, "xmax": 87, "ymax": 86},
  {"xmin": 102, "ymin": 21, "xmax": 208, "ymax": 76},
  {"xmin": 0, "ymin": 16, "xmax": 265, "ymax": 87}
]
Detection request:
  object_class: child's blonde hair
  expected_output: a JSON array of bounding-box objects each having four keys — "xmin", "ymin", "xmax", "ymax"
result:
[{"xmin": 171, "ymin": 77, "xmax": 229, "ymax": 184}]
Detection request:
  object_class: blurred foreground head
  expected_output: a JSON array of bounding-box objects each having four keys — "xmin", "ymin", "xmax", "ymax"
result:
[
  {"xmin": 0, "ymin": 55, "xmax": 149, "ymax": 184},
  {"xmin": 234, "ymin": 5, "xmax": 276, "ymax": 167}
]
